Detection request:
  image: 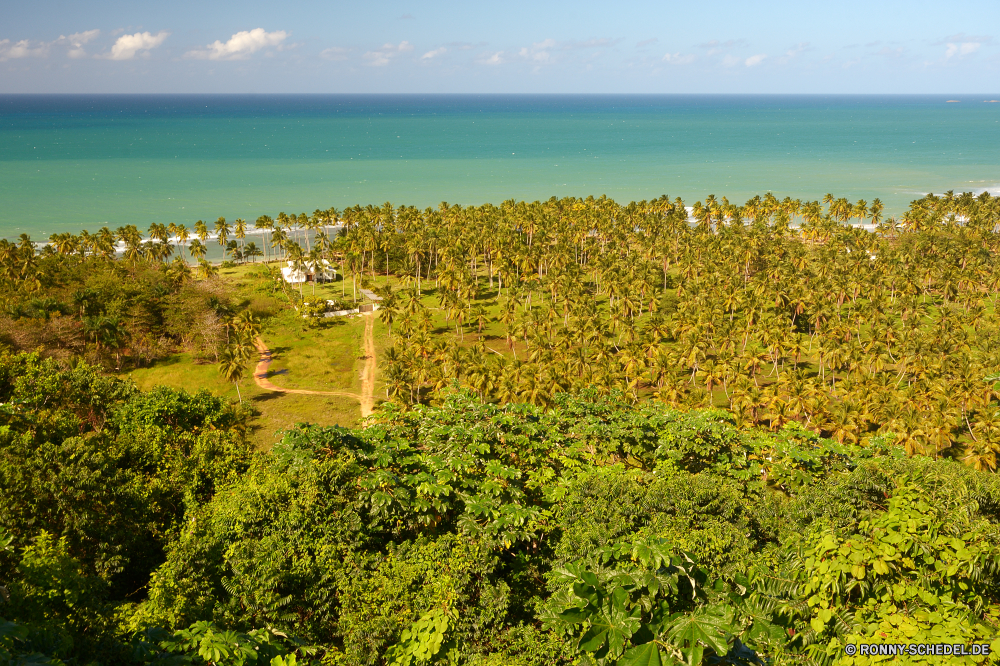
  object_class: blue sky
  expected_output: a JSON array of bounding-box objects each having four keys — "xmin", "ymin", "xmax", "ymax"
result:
[{"xmin": 2, "ymin": 0, "xmax": 998, "ymax": 93}]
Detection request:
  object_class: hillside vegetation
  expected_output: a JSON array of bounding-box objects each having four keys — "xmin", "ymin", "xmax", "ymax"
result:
[
  {"xmin": 4, "ymin": 191, "xmax": 1000, "ymax": 664},
  {"xmin": 4, "ymin": 354, "xmax": 1000, "ymax": 665}
]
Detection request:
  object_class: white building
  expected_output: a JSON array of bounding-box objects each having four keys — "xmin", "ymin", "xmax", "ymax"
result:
[{"xmin": 281, "ymin": 259, "xmax": 335, "ymax": 284}]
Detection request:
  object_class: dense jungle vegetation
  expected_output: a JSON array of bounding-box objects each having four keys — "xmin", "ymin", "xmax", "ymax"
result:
[
  {"xmin": 4, "ymin": 191, "xmax": 1000, "ymax": 665},
  {"xmin": 0, "ymin": 231, "xmax": 277, "ymax": 370},
  {"xmin": 6, "ymin": 356, "xmax": 1000, "ymax": 665}
]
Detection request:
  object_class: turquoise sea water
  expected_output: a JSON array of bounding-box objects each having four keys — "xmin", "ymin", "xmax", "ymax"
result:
[{"xmin": 1, "ymin": 94, "xmax": 999, "ymax": 239}]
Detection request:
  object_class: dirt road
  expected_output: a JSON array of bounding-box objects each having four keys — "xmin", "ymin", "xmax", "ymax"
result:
[
  {"xmin": 359, "ymin": 313, "xmax": 376, "ymax": 416},
  {"xmin": 253, "ymin": 313, "xmax": 376, "ymax": 417}
]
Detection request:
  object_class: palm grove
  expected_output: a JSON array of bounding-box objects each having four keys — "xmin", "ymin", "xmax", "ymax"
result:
[
  {"xmin": 4, "ymin": 191, "xmax": 1000, "ymax": 665},
  {"xmin": 361, "ymin": 191, "xmax": 1000, "ymax": 470}
]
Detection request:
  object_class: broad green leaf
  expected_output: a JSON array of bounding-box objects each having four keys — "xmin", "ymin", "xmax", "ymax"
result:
[
  {"xmin": 682, "ymin": 644, "xmax": 703, "ymax": 666},
  {"xmin": 574, "ymin": 581, "xmax": 601, "ymax": 606},
  {"xmin": 617, "ymin": 641, "xmax": 663, "ymax": 666},
  {"xmin": 579, "ymin": 626, "xmax": 609, "ymax": 652},
  {"xmin": 663, "ymin": 604, "xmax": 734, "ymax": 657},
  {"xmin": 559, "ymin": 607, "xmax": 593, "ymax": 624}
]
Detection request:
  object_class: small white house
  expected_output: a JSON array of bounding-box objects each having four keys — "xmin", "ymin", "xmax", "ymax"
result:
[{"xmin": 281, "ymin": 259, "xmax": 335, "ymax": 284}]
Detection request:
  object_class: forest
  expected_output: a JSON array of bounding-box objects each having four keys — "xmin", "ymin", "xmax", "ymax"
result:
[{"xmin": 3, "ymin": 190, "xmax": 1000, "ymax": 665}]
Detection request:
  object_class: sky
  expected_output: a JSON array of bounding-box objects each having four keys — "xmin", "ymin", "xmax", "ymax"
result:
[{"xmin": 1, "ymin": 0, "xmax": 998, "ymax": 94}]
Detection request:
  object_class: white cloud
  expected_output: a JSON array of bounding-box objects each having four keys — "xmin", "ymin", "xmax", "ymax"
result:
[
  {"xmin": 699, "ymin": 39, "xmax": 748, "ymax": 56},
  {"xmin": 662, "ymin": 52, "xmax": 694, "ymax": 65},
  {"xmin": 62, "ymin": 30, "xmax": 101, "ymax": 45},
  {"xmin": 745, "ymin": 53, "xmax": 766, "ymax": 67},
  {"xmin": 363, "ymin": 41, "xmax": 413, "ymax": 66},
  {"xmin": 186, "ymin": 28, "xmax": 287, "ymax": 60},
  {"xmin": 421, "ymin": 47, "xmax": 446, "ymax": 60},
  {"xmin": 57, "ymin": 29, "xmax": 100, "ymax": 58},
  {"xmin": 776, "ymin": 42, "xmax": 808, "ymax": 64},
  {"xmin": 478, "ymin": 51, "xmax": 504, "ymax": 65},
  {"xmin": 447, "ymin": 41, "xmax": 486, "ymax": 50},
  {"xmin": 0, "ymin": 39, "xmax": 49, "ymax": 60},
  {"xmin": 107, "ymin": 31, "xmax": 169, "ymax": 60},
  {"xmin": 0, "ymin": 29, "xmax": 103, "ymax": 61},
  {"xmin": 945, "ymin": 42, "xmax": 981, "ymax": 58},
  {"xmin": 515, "ymin": 38, "xmax": 614, "ymax": 66},
  {"xmin": 519, "ymin": 38, "xmax": 556, "ymax": 62},
  {"xmin": 722, "ymin": 54, "xmax": 741, "ymax": 67},
  {"xmin": 320, "ymin": 46, "xmax": 351, "ymax": 61},
  {"xmin": 785, "ymin": 43, "xmax": 808, "ymax": 57}
]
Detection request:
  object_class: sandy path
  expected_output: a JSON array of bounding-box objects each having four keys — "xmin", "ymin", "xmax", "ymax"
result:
[
  {"xmin": 253, "ymin": 313, "xmax": 376, "ymax": 416},
  {"xmin": 359, "ymin": 313, "xmax": 376, "ymax": 416}
]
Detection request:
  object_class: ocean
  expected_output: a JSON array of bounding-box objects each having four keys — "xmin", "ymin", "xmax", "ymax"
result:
[{"xmin": 1, "ymin": 94, "xmax": 998, "ymax": 240}]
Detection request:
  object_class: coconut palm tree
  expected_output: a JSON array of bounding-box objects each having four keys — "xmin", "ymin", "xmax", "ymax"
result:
[
  {"xmin": 234, "ymin": 218, "xmax": 247, "ymax": 258},
  {"xmin": 194, "ymin": 220, "xmax": 209, "ymax": 244},
  {"xmin": 255, "ymin": 215, "xmax": 274, "ymax": 264},
  {"xmin": 215, "ymin": 217, "xmax": 231, "ymax": 251},
  {"xmin": 219, "ymin": 345, "xmax": 250, "ymax": 404},
  {"xmin": 176, "ymin": 224, "xmax": 191, "ymax": 260},
  {"xmin": 188, "ymin": 239, "xmax": 208, "ymax": 262}
]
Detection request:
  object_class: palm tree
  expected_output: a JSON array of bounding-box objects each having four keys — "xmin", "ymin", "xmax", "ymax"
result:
[
  {"xmin": 198, "ymin": 259, "xmax": 219, "ymax": 280},
  {"xmin": 194, "ymin": 220, "xmax": 209, "ymax": 244},
  {"xmin": 215, "ymin": 217, "xmax": 231, "ymax": 251},
  {"xmin": 188, "ymin": 239, "xmax": 208, "ymax": 262},
  {"xmin": 244, "ymin": 242, "xmax": 262, "ymax": 263},
  {"xmin": 271, "ymin": 226, "xmax": 288, "ymax": 263},
  {"xmin": 219, "ymin": 345, "xmax": 250, "ymax": 404},
  {"xmin": 234, "ymin": 218, "xmax": 247, "ymax": 259},
  {"xmin": 255, "ymin": 215, "xmax": 274, "ymax": 264},
  {"xmin": 176, "ymin": 224, "xmax": 190, "ymax": 260},
  {"xmin": 287, "ymin": 242, "xmax": 308, "ymax": 299}
]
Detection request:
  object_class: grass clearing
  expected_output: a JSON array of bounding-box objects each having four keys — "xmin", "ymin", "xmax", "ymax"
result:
[
  {"xmin": 125, "ymin": 262, "xmax": 384, "ymax": 448},
  {"xmin": 127, "ymin": 352, "xmax": 234, "ymax": 396},
  {"xmin": 261, "ymin": 309, "xmax": 365, "ymax": 393}
]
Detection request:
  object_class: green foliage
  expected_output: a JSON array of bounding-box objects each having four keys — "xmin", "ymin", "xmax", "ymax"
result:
[
  {"xmin": 542, "ymin": 538, "xmax": 752, "ymax": 666},
  {"xmin": 0, "ymin": 352, "xmax": 259, "ymax": 665},
  {"xmin": 1, "ymin": 532, "xmax": 115, "ymax": 664},
  {"xmin": 0, "ymin": 619, "xmax": 65, "ymax": 666},
  {"xmin": 0, "ymin": 353, "xmax": 255, "ymax": 597},
  {"xmin": 757, "ymin": 469, "xmax": 1000, "ymax": 664},
  {"xmin": 130, "ymin": 621, "xmax": 302, "ymax": 666},
  {"xmin": 384, "ymin": 609, "xmax": 451, "ymax": 666},
  {"xmin": 553, "ymin": 465, "xmax": 781, "ymax": 580},
  {"xmin": 337, "ymin": 535, "xmax": 508, "ymax": 665},
  {"xmin": 130, "ymin": 437, "xmax": 362, "ymax": 637},
  {"xmin": 6, "ymin": 383, "xmax": 1000, "ymax": 665},
  {"xmin": 0, "ymin": 247, "xmax": 251, "ymax": 369}
]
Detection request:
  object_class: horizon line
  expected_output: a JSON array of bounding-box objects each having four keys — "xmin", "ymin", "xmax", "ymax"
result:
[{"xmin": 3, "ymin": 92, "xmax": 1000, "ymax": 96}]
